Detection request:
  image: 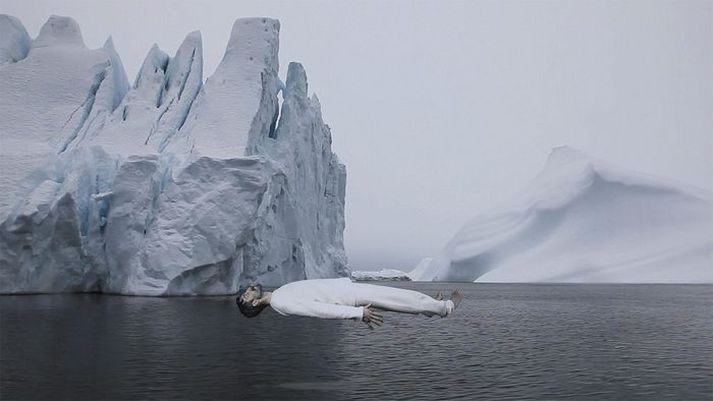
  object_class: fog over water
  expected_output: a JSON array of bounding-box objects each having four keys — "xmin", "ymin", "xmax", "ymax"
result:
[{"xmin": 4, "ymin": 0, "xmax": 712, "ymax": 270}]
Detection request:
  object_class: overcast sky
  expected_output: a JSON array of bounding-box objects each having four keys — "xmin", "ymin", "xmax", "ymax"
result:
[{"xmin": 4, "ymin": 0, "xmax": 712, "ymax": 271}]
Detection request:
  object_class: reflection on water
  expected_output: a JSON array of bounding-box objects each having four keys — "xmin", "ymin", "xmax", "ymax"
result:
[{"xmin": 1, "ymin": 283, "xmax": 712, "ymax": 400}]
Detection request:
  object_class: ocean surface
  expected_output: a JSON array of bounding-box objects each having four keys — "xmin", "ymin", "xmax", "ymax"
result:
[{"xmin": 1, "ymin": 283, "xmax": 711, "ymax": 400}]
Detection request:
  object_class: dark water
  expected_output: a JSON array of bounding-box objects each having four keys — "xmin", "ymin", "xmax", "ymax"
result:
[{"xmin": 1, "ymin": 283, "xmax": 712, "ymax": 400}]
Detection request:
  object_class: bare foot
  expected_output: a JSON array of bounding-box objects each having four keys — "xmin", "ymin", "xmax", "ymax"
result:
[
  {"xmin": 434, "ymin": 292, "xmax": 444, "ymax": 301},
  {"xmin": 449, "ymin": 289, "xmax": 463, "ymax": 310}
]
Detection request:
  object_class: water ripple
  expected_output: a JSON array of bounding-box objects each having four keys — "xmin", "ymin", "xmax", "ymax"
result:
[{"xmin": 1, "ymin": 283, "xmax": 712, "ymax": 400}]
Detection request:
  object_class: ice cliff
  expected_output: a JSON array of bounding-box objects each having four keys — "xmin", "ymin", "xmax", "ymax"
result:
[
  {"xmin": 412, "ymin": 147, "xmax": 713, "ymax": 283},
  {"xmin": 0, "ymin": 15, "xmax": 347, "ymax": 295}
]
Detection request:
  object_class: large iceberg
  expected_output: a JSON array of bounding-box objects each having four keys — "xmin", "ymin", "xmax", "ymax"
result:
[
  {"xmin": 0, "ymin": 15, "xmax": 347, "ymax": 295},
  {"xmin": 413, "ymin": 147, "xmax": 713, "ymax": 283}
]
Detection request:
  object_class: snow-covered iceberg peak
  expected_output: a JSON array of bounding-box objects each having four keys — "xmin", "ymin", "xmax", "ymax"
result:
[
  {"xmin": 85, "ymin": 31, "xmax": 203, "ymax": 155},
  {"xmin": 100, "ymin": 37, "xmax": 129, "ymax": 112},
  {"xmin": 0, "ymin": 14, "xmax": 32, "ymax": 64},
  {"xmin": 525, "ymin": 146, "xmax": 710, "ymax": 210},
  {"xmin": 526, "ymin": 146, "xmax": 599, "ymax": 208},
  {"xmin": 414, "ymin": 147, "xmax": 713, "ymax": 283},
  {"xmin": 174, "ymin": 18, "xmax": 281, "ymax": 160},
  {"xmin": 32, "ymin": 15, "xmax": 85, "ymax": 49},
  {"xmin": 223, "ymin": 18, "xmax": 279, "ymax": 70},
  {"xmin": 284, "ymin": 60, "xmax": 308, "ymax": 98},
  {"xmin": 136, "ymin": 44, "xmax": 170, "ymax": 91}
]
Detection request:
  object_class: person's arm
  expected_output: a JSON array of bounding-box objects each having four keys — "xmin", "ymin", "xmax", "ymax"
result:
[
  {"xmin": 280, "ymin": 300, "xmax": 364, "ymax": 320},
  {"xmin": 272, "ymin": 299, "xmax": 384, "ymax": 327}
]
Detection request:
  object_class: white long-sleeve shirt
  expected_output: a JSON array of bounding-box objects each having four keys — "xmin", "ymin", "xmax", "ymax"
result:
[
  {"xmin": 269, "ymin": 278, "xmax": 453, "ymax": 320},
  {"xmin": 270, "ymin": 278, "xmax": 364, "ymax": 319}
]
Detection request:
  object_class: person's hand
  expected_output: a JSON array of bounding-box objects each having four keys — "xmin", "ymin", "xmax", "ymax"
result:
[{"xmin": 362, "ymin": 304, "xmax": 383, "ymax": 329}]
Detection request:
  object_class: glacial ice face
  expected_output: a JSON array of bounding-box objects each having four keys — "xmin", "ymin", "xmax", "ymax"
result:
[
  {"xmin": 0, "ymin": 16, "xmax": 348, "ymax": 295},
  {"xmin": 413, "ymin": 147, "xmax": 713, "ymax": 283},
  {"xmin": 254, "ymin": 62, "xmax": 348, "ymax": 282},
  {"xmin": 0, "ymin": 15, "xmax": 128, "ymax": 293}
]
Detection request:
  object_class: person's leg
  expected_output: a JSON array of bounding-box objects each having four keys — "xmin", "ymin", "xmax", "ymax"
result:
[{"xmin": 352, "ymin": 283, "xmax": 454, "ymax": 317}]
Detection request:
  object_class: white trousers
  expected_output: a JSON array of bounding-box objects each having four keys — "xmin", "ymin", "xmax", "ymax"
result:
[{"xmin": 352, "ymin": 283, "xmax": 454, "ymax": 317}]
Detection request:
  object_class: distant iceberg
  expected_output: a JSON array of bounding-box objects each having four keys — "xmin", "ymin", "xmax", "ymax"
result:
[
  {"xmin": 351, "ymin": 269, "xmax": 412, "ymax": 282},
  {"xmin": 412, "ymin": 147, "xmax": 713, "ymax": 283},
  {"xmin": 0, "ymin": 16, "xmax": 347, "ymax": 295}
]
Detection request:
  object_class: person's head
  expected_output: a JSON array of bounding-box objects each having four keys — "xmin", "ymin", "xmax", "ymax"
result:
[{"xmin": 236, "ymin": 284, "xmax": 268, "ymax": 318}]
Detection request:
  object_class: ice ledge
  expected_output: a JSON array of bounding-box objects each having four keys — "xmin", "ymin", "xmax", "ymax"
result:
[{"xmin": 351, "ymin": 269, "xmax": 412, "ymax": 282}]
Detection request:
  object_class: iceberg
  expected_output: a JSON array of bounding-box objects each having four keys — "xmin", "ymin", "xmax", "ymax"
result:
[
  {"xmin": 351, "ymin": 269, "xmax": 412, "ymax": 282},
  {"xmin": 0, "ymin": 15, "xmax": 31, "ymax": 65},
  {"xmin": 0, "ymin": 16, "xmax": 347, "ymax": 295},
  {"xmin": 412, "ymin": 147, "xmax": 713, "ymax": 283}
]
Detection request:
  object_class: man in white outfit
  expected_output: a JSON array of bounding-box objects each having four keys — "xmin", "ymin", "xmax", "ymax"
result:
[{"xmin": 236, "ymin": 277, "xmax": 463, "ymax": 328}]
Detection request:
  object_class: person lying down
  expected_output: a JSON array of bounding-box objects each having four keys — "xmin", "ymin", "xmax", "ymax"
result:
[{"xmin": 236, "ymin": 277, "xmax": 463, "ymax": 328}]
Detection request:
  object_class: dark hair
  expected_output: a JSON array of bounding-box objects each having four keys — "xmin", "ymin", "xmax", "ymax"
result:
[{"xmin": 236, "ymin": 288, "xmax": 268, "ymax": 318}]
